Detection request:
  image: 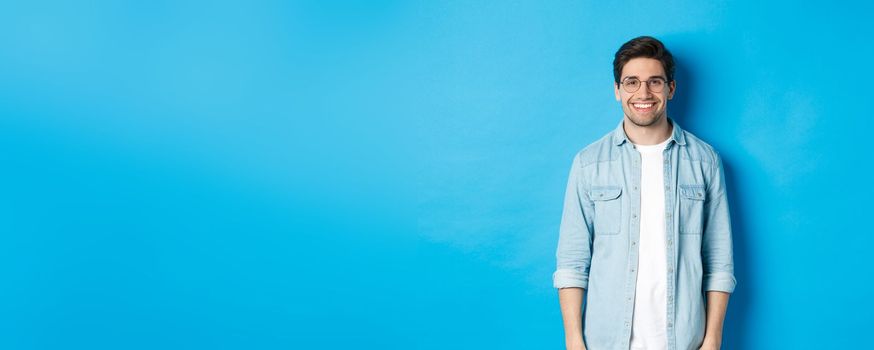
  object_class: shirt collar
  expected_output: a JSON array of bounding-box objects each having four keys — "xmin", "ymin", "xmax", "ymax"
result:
[{"xmin": 611, "ymin": 117, "xmax": 687, "ymax": 147}]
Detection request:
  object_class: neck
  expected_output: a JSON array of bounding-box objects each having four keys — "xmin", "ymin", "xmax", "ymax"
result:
[{"xmin": 623, "ymin": 116, "xmax": 672, "ymax": 145}]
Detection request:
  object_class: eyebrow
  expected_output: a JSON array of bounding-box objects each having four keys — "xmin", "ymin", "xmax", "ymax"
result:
[{"xmin": 622, "ymin": 75, "xmax": 667, "ymax": 81}]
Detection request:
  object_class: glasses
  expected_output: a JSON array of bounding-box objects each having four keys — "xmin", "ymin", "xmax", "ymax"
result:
[{"xmin": 619, "ymin": 77, "xmax": 668, "ymax": 93}]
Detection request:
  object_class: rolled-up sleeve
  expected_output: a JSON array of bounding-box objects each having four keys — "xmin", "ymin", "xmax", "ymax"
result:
[
  {"xmin": 553, "ymin": 153, "xmax": 594, "ymax": 289},
  {"xmin": 702, "ymin": 152, "xmax": 737, "ymax": 293}
]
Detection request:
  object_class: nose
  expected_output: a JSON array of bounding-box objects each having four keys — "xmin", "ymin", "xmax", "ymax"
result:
[{"xmin": 637, "ymin": 81, "xmax": 653, "ymax": 97}]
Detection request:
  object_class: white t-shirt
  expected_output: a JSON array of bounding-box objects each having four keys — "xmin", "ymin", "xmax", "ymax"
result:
[{"xmin": 629, "ymin": 137, "xmax": 671, "ymax": 350}]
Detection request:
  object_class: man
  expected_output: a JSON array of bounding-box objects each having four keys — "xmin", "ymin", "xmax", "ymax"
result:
[{"xmin": 553, "ymin": 36, "xmax": 736, "ymax": 350}]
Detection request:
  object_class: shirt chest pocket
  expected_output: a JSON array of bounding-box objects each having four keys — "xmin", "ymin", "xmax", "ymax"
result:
[
  {"xmin": 590, "ymin": 186, "xmax": 622, "ymax": 235},
  {"xmin": 679, "ymin": 184, "xmax": 706, "ymax": 235}
]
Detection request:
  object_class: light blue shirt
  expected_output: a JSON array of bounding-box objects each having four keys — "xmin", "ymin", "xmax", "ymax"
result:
[{"xmin": 553, "ymin": 118, "xmax": 736, "ymax": 350}]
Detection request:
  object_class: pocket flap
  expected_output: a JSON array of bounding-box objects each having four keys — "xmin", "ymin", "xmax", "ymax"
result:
[
  {"xmin": 591, "ymin": 187, "xmax": 622, "ymax": 201},
  {"xmin": 679, "ymin": 185, "xmax": 705, "ymax": 200}
]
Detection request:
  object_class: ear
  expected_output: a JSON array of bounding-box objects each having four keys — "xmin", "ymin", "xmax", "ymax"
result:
[
  {"xmin": 614, "ymin": 82, "xmax": 621, "ymax": 101},
  {"xmin": 667, "ymin": 80, "xmax": 676, "ymax": 100}
]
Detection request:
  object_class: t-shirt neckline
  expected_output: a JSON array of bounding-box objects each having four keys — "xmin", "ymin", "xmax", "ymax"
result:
[{"xmin": 633, "ymin": 137, "xmax": 671, "ymax": 152}]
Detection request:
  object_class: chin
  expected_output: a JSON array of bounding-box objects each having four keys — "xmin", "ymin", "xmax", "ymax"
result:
[{"xmin": 627, "ymin": 114, "xmax": 661, "ymax": 127}]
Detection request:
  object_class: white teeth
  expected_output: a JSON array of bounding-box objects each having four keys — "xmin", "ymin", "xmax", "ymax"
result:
[{"xmin": 633, "ymin": 103, "xmax": 653, "ymax": 108}]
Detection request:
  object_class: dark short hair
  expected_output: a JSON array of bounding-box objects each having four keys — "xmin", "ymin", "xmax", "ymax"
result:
[{"xmin": 613, "ymin": 36, "xmax": 675, "ymax": 83}]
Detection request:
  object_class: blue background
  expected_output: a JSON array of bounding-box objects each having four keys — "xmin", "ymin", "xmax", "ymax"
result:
[{"xmin": 1, "ymin": 1, "xmax": 871, "ymax": 349}]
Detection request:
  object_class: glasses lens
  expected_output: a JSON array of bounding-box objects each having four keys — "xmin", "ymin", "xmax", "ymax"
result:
[
  {"xmin": 648, "ymin": 79, "xmax": 664, "ymax": 92},
  {"xmin": 623, "ymin": 78, "xmax": 640, "ymax": 92}
]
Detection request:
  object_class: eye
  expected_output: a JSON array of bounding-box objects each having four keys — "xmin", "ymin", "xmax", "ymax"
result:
[
  {"xmin": 648, "ymin": 79, "xmax": 664, "ymax": 87},
  {"xmin": 623, "ymin": 78, "xmax": 640, "ymax": 87}
]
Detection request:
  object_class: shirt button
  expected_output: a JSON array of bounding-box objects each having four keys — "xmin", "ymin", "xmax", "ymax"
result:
[
  {"xmin": 632, "ymin": 214, "xmax": 637, "ymax": 219},
  {"xmin": 634, "ymin": 186, "xmax": 638, "ymax": 190},
  {"xmin": 632, "ymin": 241, "xmax": 636, "ymax": 246}
]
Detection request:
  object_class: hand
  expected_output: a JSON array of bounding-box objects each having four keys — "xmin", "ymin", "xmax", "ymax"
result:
[
  {"xmin": 699, "ymin": 338, "xmax": 720, "ymax": 350},
  {"xmin": 565, "ymin": 337, "xmax": 586, "ymax": 350}
]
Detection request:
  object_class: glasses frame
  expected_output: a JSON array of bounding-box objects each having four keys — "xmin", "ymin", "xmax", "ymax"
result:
[{"xmin": 619, "ymin": 77, "xmax": 670, "ymax": 93}]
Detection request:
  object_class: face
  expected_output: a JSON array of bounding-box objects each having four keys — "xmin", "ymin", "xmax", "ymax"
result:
[{"xmin": 614, "ymin": 57, "xmax": 676, "ymax": 127}]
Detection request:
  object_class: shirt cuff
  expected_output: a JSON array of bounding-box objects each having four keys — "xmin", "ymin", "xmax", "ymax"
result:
[
  {"xmin": 703, "ymin": 271, "xmax": 736, "ymax": 293},
  {"xmin": 553, "ymin": 268, "xmax": 588, "ymax": 289}
]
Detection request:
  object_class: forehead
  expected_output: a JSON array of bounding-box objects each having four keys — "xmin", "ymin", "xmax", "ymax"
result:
[{"xmin": 621, "ymin": 57, "xmax": 666, "ymax": 79}]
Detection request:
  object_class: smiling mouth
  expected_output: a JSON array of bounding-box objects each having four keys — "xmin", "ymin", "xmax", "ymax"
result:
[{"xmin": 631, "ymin": 102, "xmax": 656, "ymax": 112}]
